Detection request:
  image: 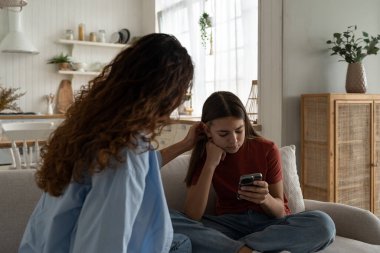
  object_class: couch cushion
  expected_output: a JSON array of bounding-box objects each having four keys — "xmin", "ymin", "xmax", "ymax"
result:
[
  {"xmin": 161, "ymin": 154, "xmax": 217, "ymax": 214},
  {"xmin": 0, "ymin": 169, "xmax": 42, "ymax": 253},
  {"xmin": 161, "ymin": 154, "xmax": 190, "ymax": 212},
  {"xmin": 280, "ymin": 145, "xmax": 305, "ymax": 213},
  {"xmin": 318, "ymin": 236, "xmax": 380, "ymax": 253}
]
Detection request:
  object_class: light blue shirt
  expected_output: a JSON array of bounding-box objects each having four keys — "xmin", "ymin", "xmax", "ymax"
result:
[{"xmin": 19, "ymin": 146, "xmax": 173, "ymax": 253}]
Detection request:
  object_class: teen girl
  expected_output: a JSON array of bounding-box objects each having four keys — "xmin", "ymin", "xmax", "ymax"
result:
[{"xmin": 171, "ymin": 91, "xmax": 336, "ymax": 253}]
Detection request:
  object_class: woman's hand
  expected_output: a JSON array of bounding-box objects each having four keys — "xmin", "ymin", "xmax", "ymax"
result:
[
  {"xmin": 182, "ymin": 122, "xmax": 206, "ymax": 150},
  {"xmin": 237, "ymin": 180, "xmax": 270, "ymax": 204}
]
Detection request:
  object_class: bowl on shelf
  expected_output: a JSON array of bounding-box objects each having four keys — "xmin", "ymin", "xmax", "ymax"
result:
[{"xmin": 71, "ymin": 62, "xmax": 87, "ymax": 72}]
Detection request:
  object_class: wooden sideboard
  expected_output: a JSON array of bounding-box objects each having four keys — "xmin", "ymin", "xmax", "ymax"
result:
[{"xmin": 301, "ymin": 93, "xmax": 380, "ymax": 217}]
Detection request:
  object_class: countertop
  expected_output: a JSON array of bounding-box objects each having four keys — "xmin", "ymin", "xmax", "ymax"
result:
[{"xmin": 0, "ymin": 114, "xmax": 65, "ymax": 120}]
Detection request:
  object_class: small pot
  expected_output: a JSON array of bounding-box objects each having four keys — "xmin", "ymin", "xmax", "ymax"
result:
[{"xmin": 58, "ymin": 62, "xmax": 71, "ymax": 71}]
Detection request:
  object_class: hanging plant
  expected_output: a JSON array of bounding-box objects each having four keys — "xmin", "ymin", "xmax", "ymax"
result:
[{"xmin": 199, "ymin": 12, "xmax": 212, "ymax": 48}]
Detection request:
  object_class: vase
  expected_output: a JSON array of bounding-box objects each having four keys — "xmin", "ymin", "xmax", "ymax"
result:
[{"xmin": 345, "ymin": 62, "xmax": 367, "ymax": 93}]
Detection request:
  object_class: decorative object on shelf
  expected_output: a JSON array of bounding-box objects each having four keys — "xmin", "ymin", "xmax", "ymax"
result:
[
  {"xmin": 199, "ymin": 12, "xmax": 213, "ymax": 53},
  {"xmin": 245, "ymin": 80, "xmax": 258, "ymax": 124},
  {"xmin": 98, "ymin": 29, "xmax": 106, "ymax": 43},
  {"xmin": 89, "ymin": 32, "xmax": 97, "ymax": 42},
  {"xmin": 47, "ymin": 52, "xmax": 72, "ymax": 70},
  {"xmin": 55, "ymin": 79, "xmax": 73, "ymax": 114},
  {"xmin": 326, "ymin": 25, "xmax": 380, "ymax": 93},
  {"xmin": 78, "ymin": 23, "xmax": 85, "ymax": 41},
  {"xmin": 64, "ymin": 29, "xmax": 74, "ymax": 40},
  {"xmin": 0, "ymin": 86, "xmax": 25, "ymax": 112},
  {"xmin": 45, "ymin": 93, "xmax": 55, "ymax": 115}
]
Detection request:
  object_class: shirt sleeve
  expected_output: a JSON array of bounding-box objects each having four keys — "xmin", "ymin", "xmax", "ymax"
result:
[
  {"xmin": 265, "ymin": 143, "xmax": 283, "ymax": 185},
  {"xmin": 156, "ymin": 150, "xmax": 163, "ymax": 168}
]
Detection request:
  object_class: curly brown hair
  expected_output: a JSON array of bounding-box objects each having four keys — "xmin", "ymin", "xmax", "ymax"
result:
[{"xmin": 36, "ymin": 33, "xmax": 194, "ymax": 196}]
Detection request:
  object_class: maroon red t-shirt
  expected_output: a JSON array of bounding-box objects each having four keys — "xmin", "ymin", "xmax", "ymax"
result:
[{"xmin": 191, "ymin": 137, "xmax": 291, "ymax": 215}]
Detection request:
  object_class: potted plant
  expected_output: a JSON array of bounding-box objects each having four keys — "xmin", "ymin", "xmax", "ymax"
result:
[
  {"xmin": 0, "ymin": 86, "xmax": 26, "ymax": 112},
  {"xmin": 47, "ymin": 53, "xmax": 72, "ymax": 70},
  {"xmin": 326, "ymin": 25, "xmax": 380, "ymax": 93},
  {"xmin": 199, "ymin": 12, "xmax": 213, "ymax": 51}
]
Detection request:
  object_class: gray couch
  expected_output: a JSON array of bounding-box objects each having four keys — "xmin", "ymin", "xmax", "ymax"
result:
[
  {"xmin": 161, "ymin": 153, "xmax": 380, "ymax": 253},
  {"xmin": 1, "ymin": 152, "xmax": 380, "ymax": 252}
]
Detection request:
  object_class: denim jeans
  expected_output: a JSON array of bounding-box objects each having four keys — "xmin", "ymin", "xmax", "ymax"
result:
[
  {"xmin": 170, "ymin": 233, "xmax": 192, "ymax": 253},
  {"xmin": 170, "ymin": 209, "xmax": 335, "ymax": 253}
]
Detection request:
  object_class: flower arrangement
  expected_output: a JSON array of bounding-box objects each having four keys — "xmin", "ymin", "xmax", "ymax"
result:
[
  {"xmin": 0, "ymin": 86, "xmax": 26, "ymax": 112},
  {"xmin": 326, "ymin": 25, "xmax": 380, "ymax": 63}
]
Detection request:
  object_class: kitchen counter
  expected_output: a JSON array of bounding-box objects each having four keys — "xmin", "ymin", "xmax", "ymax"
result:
[{"xmin": 0, "ymin": 114, "xmax": 65, "ymax": 120}]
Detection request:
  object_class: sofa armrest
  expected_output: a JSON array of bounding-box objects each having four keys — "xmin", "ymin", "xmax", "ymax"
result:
[{"xmin": 304, "ymin": 199, "xmax": 380, "ymax": 245}]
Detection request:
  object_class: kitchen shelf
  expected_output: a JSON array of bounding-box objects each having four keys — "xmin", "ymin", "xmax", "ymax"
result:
[
  {"xmin": 57, "ymin": 39, "xmax": 128, "ymax": 48},
  {"xmin": 58, "ymin": 70, "xmax": 100, "ymax": 76}
]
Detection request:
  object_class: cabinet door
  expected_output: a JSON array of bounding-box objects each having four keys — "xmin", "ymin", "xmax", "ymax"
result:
[
  {"xmin": 374, "ymin": 101, "xmax": 380, "ymax": 217},
  {"xmin": 335, "ymin": 101, "xmax": 372, "ymax": 211}
]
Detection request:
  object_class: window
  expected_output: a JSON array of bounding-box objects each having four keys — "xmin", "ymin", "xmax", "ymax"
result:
[{"xmin": 157, "ymin": 0, "xmax": 258, "ymax": 115}]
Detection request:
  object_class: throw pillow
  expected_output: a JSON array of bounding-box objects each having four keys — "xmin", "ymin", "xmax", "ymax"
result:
[{"xmin": 280, "ymin": 145, "xmax": 305, "ymax": 213}]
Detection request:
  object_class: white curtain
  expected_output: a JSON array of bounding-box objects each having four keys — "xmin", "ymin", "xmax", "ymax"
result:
[{"xmin": 157, "ymin": 0, "xmax": 258, "ymax": 115}]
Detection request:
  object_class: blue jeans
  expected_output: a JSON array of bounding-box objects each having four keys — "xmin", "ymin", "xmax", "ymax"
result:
[
  {"xmin": 170, "ymin": 233, "xmax": 192, "ymax": 253},
  {"xmin": 170, "ymin": 209, "xmax": 335, "ymax": 253}
]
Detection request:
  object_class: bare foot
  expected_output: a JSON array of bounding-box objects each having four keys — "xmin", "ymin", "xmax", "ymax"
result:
[{"xmin": 238, "ymin": 246, "xmax": 253, "ymax": 253}]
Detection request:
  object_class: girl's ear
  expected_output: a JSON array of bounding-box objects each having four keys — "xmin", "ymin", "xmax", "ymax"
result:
[{"xmin": 203, "ymin": 123, "xmax": 212, "ymax": 138}]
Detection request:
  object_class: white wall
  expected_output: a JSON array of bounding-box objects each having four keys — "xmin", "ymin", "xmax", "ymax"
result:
[
  {"xmin": 0, "ymin": 0, "xmax": 149, "ymax": 114},
  {"xmin": 281, "ymin": 0, "xmax": 380, "ymax": 154}
]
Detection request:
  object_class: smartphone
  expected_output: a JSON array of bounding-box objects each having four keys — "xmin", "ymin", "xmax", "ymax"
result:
[{"xmin": 237, "ymin": 173, "xmax": 262, "ymax": 200}]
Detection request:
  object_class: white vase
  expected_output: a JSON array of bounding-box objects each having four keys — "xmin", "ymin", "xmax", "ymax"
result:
[{"xmin": 47, "ymin": 103, "xmax": 54, "ymax": 115}]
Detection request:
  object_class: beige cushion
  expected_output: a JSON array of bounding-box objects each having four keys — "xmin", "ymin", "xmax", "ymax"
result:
[{"xmin": 279, "ymin": 145, "xmax": 305, "ymax": 213}]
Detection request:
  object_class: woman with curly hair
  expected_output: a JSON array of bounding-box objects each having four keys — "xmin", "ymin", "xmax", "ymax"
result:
[{"xmin": 20, "ymin": 33, "xmax": 195, "ymax": 253}]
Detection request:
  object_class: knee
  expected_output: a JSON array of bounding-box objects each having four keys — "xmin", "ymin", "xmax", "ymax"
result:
[{"xmin": 308, "ymin": 210, "xmax": 336, "ymax": 241}]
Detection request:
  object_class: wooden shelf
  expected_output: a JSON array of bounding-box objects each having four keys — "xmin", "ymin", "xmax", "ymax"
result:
[
  {"xmin": 57, "ymin": 39, "xmax": 128, "ymax": 48},
  {"xmin": 58, "ymin": 70, "xmax": 100, "ymax": 76}
]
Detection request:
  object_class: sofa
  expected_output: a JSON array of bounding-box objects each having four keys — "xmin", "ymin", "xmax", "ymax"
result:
[
  {"xmin": 161, "ymin": 146, "xmax": 380, "ymax": 253},
  {"xmin": 1, "ymin": 145, "xmax": 380, "ymax": 253}
]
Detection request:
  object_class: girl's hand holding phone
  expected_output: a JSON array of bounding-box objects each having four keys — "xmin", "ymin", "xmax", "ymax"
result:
[{"xmin": 238, "ymin": 180, "xmax": 269, "ymax": 204}]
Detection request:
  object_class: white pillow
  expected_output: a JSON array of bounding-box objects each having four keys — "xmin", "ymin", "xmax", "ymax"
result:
[{"xmin": 280, "ymin": 145, "xmax": 305, "ymax": 213}]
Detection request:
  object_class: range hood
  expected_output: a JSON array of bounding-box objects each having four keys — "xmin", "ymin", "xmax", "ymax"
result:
[{"xmin": 0, "ymin": 9, "xmax": 39, "ymax": 54}]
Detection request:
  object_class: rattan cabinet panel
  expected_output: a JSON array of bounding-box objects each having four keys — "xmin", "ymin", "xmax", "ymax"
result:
[{"xmin": 301, "ymin": 94, "xmax": 380, "ymax": 217}]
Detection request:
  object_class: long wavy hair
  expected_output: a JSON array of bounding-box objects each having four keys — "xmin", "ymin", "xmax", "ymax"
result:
[
  {"xmin": 37, "ymin": 33, "xmax": 194, "ymax": 196},
  {"xmin": 184, "ymin": 91, "xmax": 259, "ymax": 186}
]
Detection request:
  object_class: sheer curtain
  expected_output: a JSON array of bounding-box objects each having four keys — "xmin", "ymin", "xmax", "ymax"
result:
[{"xmin": 157, "ymin": 0, "xmax": 258, "ymax": 115}]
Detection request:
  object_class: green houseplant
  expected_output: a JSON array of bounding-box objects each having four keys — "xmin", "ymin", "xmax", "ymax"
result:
[
  {"xmin": 47, "ymin": 53, "xmax": 72, "ymax": 70},
  {"xmin": 199, "ymin": 12, "xmax": 213, "ymax": 49},
  {"xmin": 326, "ymin": 25, "xmax": 380, "ymax": 63},
  {"xmin": 326, "ymin": 25, "xmax": 380, "ymax": 93}
]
